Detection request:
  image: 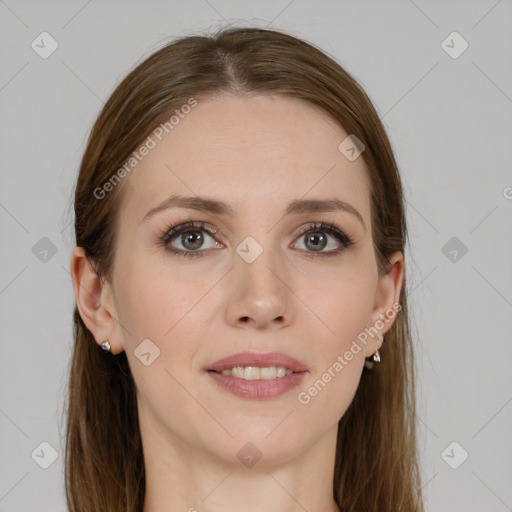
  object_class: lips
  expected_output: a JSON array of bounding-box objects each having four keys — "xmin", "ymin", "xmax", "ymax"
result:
[{"xmin": 207, "ymin": 351, "xmax": 309, "ymax": 373}]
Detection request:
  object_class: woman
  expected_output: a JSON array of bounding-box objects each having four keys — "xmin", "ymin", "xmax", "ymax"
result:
[{"xmin": 67, "ymin": 26, "xmax": 423, "ymax": 511}]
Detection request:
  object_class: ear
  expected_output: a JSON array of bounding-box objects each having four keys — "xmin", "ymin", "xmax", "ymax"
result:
[
  {"xmin": 70, "ymin": 246, "xmax": 122, "ymax": 354},
  {"xmin": 364, "ymin": 251, "xmax": 404, "ymax": 358}
]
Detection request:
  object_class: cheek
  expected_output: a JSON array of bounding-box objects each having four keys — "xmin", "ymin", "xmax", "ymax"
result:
[
  {"xmin": 300, "ymin": 266, "xmax": 376, "ymax": 346},
  {"xmin": 296, "ymin": 283, "xmax": 372, "ymax": 418},
  {"xmin": 297, "ymin": 351, "xmax": 364, "ymax": 428},
  {"xmin": 294, "ymin": 268, "xmax": 375, "ymax": 411},
  {"xmin": 113, "ymin": 263, "xmax": 204, "ymax": 421},
  {"xmin": 114, "ymin": 259, "xmax": 209, "ymax": 389},
  {"xmin": 114, "ymin": 257, "xmax": 194, "ymax": 345}
]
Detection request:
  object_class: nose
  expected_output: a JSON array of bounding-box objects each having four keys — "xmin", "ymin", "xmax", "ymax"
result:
[{"xmin": 225, "ymin": 244, "xmax": 292, "ymax": 330}]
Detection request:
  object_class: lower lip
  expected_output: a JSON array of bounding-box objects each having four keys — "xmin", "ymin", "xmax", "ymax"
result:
[{"xmin": 206, "ymin": 370, "xmax": 308, "ymax": 400}]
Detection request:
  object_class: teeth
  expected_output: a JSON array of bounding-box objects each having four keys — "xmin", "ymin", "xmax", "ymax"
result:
[{"xmin": 219, "ymin": 366, "xmax": 294, "ymax": 380}]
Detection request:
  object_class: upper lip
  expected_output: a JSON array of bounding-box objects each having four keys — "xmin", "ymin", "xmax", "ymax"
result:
[{"xmin": 207, "ymin": 351, "xmax": 309, "ymax": 373}]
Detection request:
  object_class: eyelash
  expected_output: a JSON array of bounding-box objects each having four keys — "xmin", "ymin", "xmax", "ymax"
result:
[{"xmin": 159, "ymin": 220, "xmax": 355, "ymax": 259}]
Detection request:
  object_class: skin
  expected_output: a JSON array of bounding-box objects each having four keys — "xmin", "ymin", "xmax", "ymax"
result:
[{"xmin": 71, "ymin": 94, "xmax": 404, "ymax": 512}]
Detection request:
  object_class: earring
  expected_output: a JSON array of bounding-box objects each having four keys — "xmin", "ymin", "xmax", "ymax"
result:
[
  {"xmin": 373, "ymin": 332, "xmax": 383, "ymax": 362},
  {"xmin": 364, "ymin": 332, "xmax": 383, "ymax": 370},
  {"xmin": 100, "ymin": 340, "xmax": 111, "ymax": 353}
]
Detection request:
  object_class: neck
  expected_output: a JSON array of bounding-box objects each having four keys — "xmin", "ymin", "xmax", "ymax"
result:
[{"xmin": 140, "ymin": 409, "xmax": 340, "ymax": 512}]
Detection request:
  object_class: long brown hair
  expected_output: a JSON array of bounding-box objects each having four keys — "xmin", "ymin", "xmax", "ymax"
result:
[{"xmin": 65, "ymin": 26, "xmax": 423, "ymax": 511}]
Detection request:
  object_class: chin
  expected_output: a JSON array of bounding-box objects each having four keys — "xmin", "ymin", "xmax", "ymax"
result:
[{"xmin": 228, "ymin": 426, "xmax": 305, "ymax": 465}]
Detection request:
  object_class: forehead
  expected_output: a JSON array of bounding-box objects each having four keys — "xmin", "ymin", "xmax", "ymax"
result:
[{"xmin": 122, "ymin": 94, "xmax": 371, "ymax": 221}]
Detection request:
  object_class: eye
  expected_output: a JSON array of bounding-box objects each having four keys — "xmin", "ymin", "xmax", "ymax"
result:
[
  {"xmin": 160, "ymin": 220, "xmax": 354, "ymax": 259},
  {"xmin": 161, "ymin": 221, "xmax": 221, "ymax": 258},
  {"xmin": 291, "ymin": 221, "xmax": 354, "ymax": 257}
]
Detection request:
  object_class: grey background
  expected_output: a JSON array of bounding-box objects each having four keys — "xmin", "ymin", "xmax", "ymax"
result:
[{"xmin": 1, "ymin": 1, "xmax": 511, "ymax": 510}]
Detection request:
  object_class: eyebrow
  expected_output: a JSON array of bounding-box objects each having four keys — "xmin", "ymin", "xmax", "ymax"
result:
[{"xmin": 142, "ymin": 195, "xmax": 366, "ymax": 230}]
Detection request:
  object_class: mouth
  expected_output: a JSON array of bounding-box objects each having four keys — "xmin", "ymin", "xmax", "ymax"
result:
[
  {"xmin": 207, "ymin": 366, "xmax": 298, "ymax": 380},
  {"xmin": 206, "ymin": 351, "xmax": 309, "ymax": 374},
  {"xmin": 205, "ymin": 351, "xmax": 309, "ymax": 400}
]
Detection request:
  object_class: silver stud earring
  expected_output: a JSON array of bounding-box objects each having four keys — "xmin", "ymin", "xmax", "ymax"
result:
[{"xmin": 100, "ymin": 340, "xmax": 111, "ymax": 353}]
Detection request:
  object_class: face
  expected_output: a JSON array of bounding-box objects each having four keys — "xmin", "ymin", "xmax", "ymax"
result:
[{"xmin": 100, "ymin": 94, "xmax": 402, "ymax": 466}]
